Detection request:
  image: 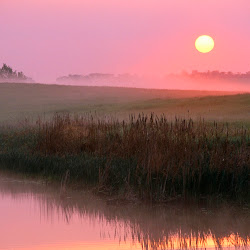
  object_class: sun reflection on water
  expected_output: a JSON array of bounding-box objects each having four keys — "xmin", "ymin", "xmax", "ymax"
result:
[{"xmin": 0, "ymin": 175, "xmax": 249, "ymax": 250}]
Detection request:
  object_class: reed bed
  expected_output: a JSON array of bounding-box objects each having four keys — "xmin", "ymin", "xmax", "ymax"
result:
[{"xmin": 1, "ymin": 113, "xmax": 249, "ymax": 201}]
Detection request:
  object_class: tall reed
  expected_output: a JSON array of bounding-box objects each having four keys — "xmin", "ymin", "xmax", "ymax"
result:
[{"xmin": 33, "ymin": 113, "xmax": 250, "ymax": 200}]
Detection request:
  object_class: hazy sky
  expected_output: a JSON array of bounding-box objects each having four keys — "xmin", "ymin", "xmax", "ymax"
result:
[{"xmin": 1, "ymin": 0, "xmax": 249, "ymax": 82}]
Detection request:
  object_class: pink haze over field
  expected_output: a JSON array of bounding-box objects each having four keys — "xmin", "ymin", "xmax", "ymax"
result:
[{"xmin": 0, "ymin": 0, "xmax": 250, "ymax": 85}]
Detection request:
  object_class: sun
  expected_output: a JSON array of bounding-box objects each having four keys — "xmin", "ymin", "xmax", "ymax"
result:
[{"xmin": 195, "ymin": 35, "xmax": 214, "ymax": 53}]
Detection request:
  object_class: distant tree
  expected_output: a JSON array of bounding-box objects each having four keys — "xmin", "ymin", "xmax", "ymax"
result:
[
  {"xmin": 18, "ymin": 71, "xmax": 24, "ymax": 79},
  {"xmin": 3, "ymin": 64, "xmax": 12, "ymax": 73},
  {"xmin": 0, "ymin": 63, "xmax": 32, "ymax": 82},
  {"xmin": 186, "ymin": 70, "xmax": 250, "ymax": 80},
  {"xmin": 0, "ymin": 64, "xmax": 13, "ymax": 77}
]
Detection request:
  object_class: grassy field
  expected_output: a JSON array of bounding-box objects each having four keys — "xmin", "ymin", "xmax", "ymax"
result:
[
  {"xmin": 0, "ymin": 113, "xmax": 249, "ymax": 202},
  {"xmin": 0, "ymin": 83, "xmax": 249, "ymax": 202},
  {"xmin": 1, "ymin": 83, "xmax": 249, "ymax": 124}
]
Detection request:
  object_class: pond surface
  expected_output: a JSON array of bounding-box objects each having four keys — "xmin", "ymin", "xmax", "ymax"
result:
[{"xmin": 0, "ymin": 173, "xmax": 249, "ymax": 250}]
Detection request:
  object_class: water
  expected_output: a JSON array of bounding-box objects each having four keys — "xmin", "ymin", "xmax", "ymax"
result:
[{"xmin": 0, "ymin": 174, "xmax": 249, "ymax": 250}]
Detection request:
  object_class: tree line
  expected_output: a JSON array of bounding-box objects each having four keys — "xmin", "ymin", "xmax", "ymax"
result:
[
  {"xmin": 181, "ymin": 70, "xmax": 250, "ymax": 80},
  {"xmin": 0, "ymin": 64, "xmax": 31, "ymax": 81}
]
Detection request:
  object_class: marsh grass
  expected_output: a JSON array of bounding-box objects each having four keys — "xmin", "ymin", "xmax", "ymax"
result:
[{"xmin": 0, "ymin": 113, "xmax": 249, "ymax": 201}]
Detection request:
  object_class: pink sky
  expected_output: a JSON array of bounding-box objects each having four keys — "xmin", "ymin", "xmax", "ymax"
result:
[{"xmin": 0, "ymin": 0, "xmax": 250, "ymax": 82}]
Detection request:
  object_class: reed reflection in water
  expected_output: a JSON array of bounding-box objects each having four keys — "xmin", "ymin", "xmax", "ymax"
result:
[{"xmin": 0, "ymin": 174, "xmax": 249, "ymax": 250}]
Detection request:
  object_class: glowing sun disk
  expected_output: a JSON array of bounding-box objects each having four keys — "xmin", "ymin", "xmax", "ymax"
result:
[{"xmin": 195, "ymin": 35, "xmax": 214, "ymax": 53}]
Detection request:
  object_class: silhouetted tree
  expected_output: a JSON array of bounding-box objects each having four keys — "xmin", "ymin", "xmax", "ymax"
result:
[{"xmin": 0, "ymin": 63, "xmax": 32, "ymax": 82}]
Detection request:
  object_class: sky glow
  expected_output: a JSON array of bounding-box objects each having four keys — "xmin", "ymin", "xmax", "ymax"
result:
[{"xmin": 0, "ymin": 0, "xmax": 249, "ymax": 82}]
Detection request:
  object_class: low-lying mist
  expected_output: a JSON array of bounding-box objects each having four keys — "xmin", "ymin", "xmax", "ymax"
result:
[{"xmin": 56, "ymin": 73, "xmax": 250, "ymax": 92}]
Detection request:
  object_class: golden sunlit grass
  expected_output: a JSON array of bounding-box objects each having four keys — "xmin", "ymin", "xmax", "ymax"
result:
[{"xmin": 1, "ymin": 113, "xmax": 249, "ymax": 201}]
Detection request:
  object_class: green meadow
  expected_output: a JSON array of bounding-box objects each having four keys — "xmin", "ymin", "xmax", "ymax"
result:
[
  {"xmin": 0, "ymin": 83, "xmax": 249, "ymax": 202},
  {"xmin": 1, "ymin": 82, "xmax": 249, "ymax": 124}
]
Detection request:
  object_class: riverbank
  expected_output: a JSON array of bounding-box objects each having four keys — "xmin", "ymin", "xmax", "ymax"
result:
[{"xmin": 0, "ymin": 113, "xmax": 249, "ymax": 203}]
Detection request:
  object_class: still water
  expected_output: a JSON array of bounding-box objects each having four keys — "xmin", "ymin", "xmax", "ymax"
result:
[{"xmin": 0, "ymin": 174, "xmax": 249, "ymax": 250}]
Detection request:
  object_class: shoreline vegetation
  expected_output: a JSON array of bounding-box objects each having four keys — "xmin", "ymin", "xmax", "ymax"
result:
[{"xmin": 0, "ymin": 113, "xmax": 249, "ymax": 203}]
